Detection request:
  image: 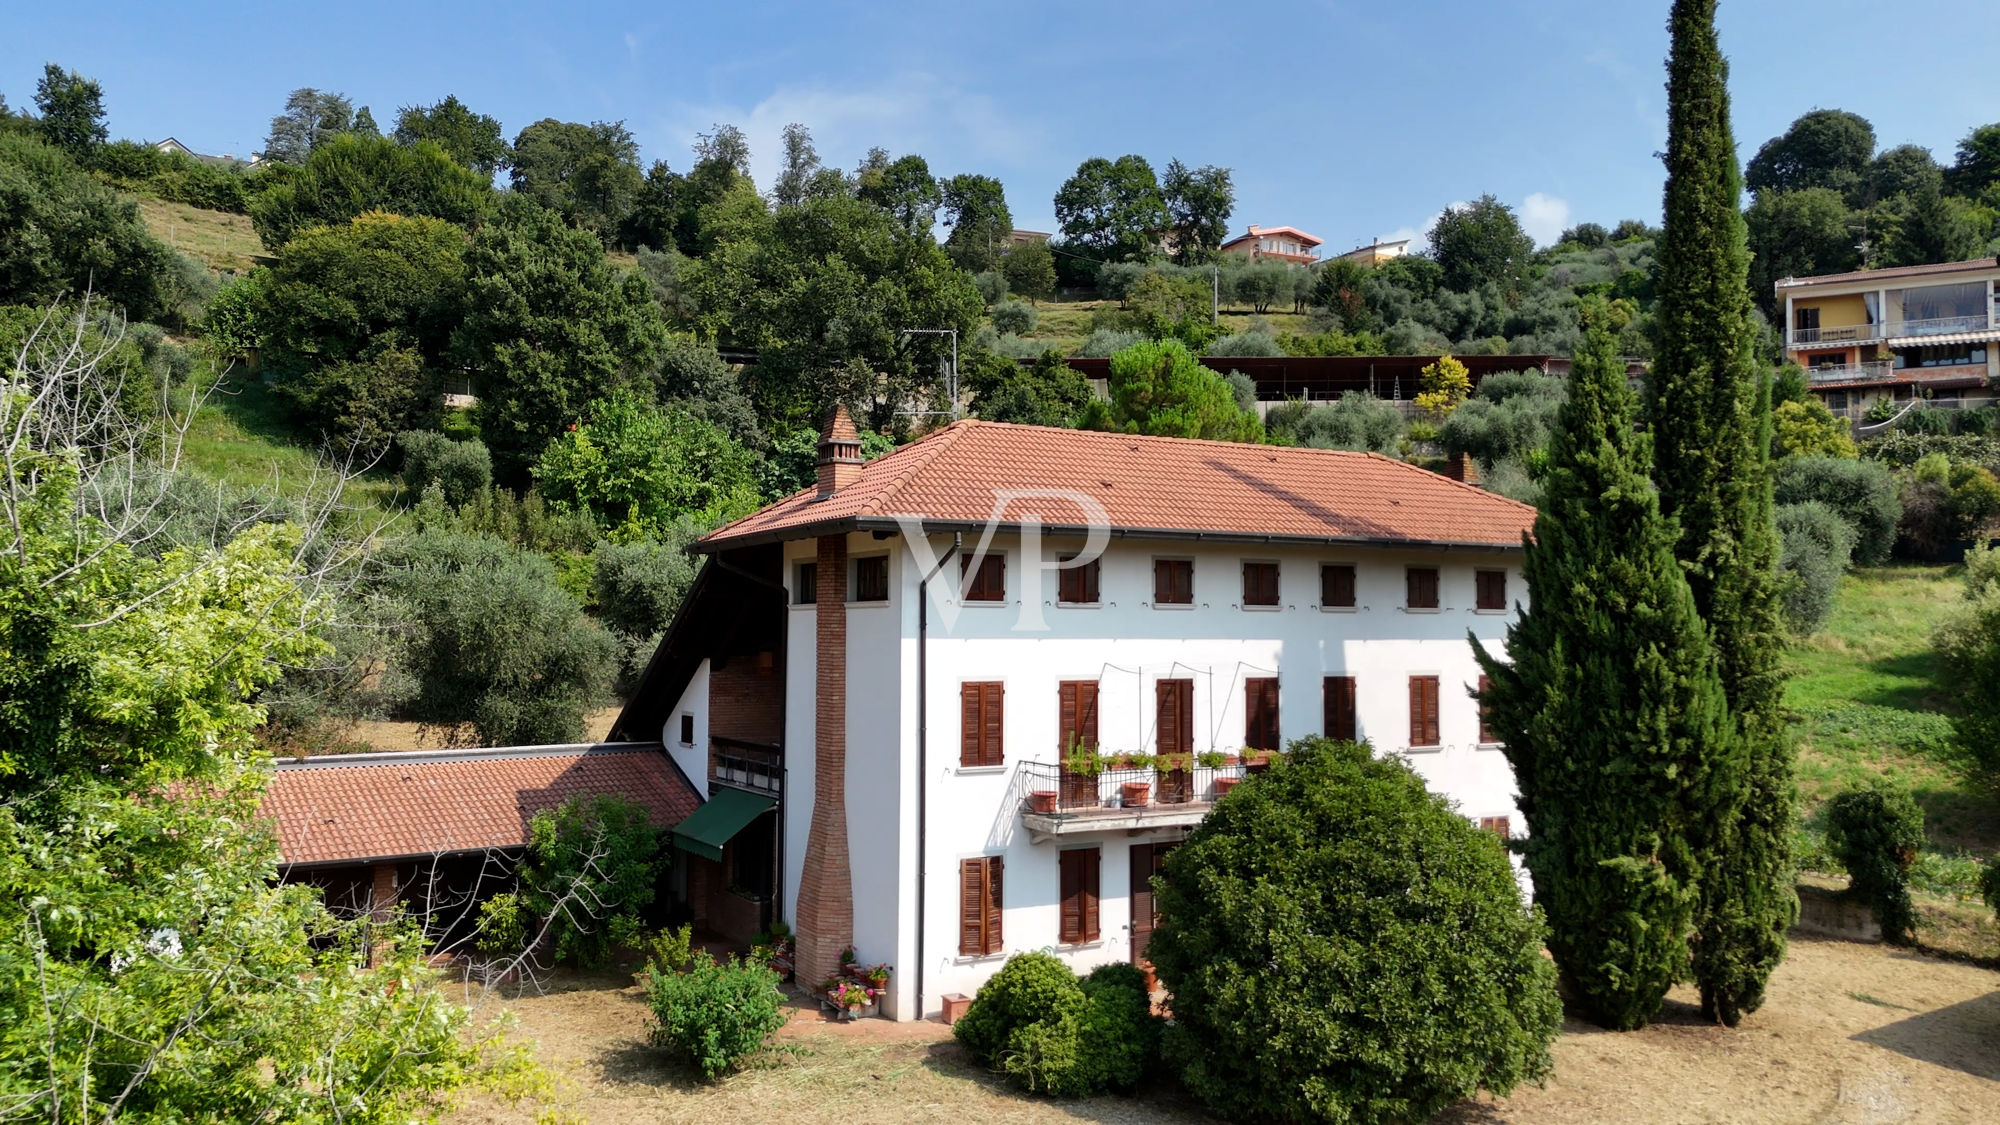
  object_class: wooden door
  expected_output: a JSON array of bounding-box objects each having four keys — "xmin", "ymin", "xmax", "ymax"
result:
[
  {"xmin": 1156, "ymin": 679, "xmax": 1193, "ymax": 803},
  {"xmin": 1128, "ymin": 842, "xmax": 1174, "ymax": 964}
]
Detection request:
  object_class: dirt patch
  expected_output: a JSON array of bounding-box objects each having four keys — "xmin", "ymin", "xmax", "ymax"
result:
[
  {"xmin": 450, "ymin": 939, "xmax": 1998, "ymax": 1124},
  {"xmin": 347, "ymin": 707, "xmax": 623, "ymax": 753}
]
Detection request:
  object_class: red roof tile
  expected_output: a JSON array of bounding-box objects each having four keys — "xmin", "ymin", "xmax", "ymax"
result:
[
  {"xmin": 263, "ymin": 744, "xmax": 701, "ymax": 866},
  {"xmin": 699, "ymin": 420, "xmax": 1536, "ymax": 552}
]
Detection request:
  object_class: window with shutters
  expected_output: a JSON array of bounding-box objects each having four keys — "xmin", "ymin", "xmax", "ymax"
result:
[
  {"xmin": 959, "ymin": 856, "xmax": 1004, "ymax": 956},
  {"xmin": 1406, "ymin": 566, "xmax": 1440, "ymax": 610},
  {"xmin": 1408, "ymin": 675, "xmax": 1441, "ymax": 748},
  {"xmin": 1477, "ymin": 815, "xmax": 1511, "ymax": 837},
  {"xmin": 1153, "ymin": 558, "xmax": 1193, "ymax": 605},
  {"xmin": 1475, "ymin": 569, "xmax": 1507, "ymax": 611},
  {"xmin": 1320, "ymin": 563, "xmax": 1357, "ymax": 609},
  {"xmin": 1155, "ymin": 679, "xmax": 1194, "ymax": 756},
  {"xmin": 1477, "ymin": 674, "xmax": 1498, "ymax": 744},
  {"xmin": 1058, "ymin": 555, "xmax": 1100, "ymax": 604},
  {"xmin": 1323, "ymin": 675, "xmax": 1357, "ymax": 742},
  {"xmin": 795, "ymin": 562, "xmax": 817, "ymax": 604},
  {"xmin": 1242, "ymin": 561, "xmax": 1280, "ymax": 607},
  {"xmin": 853, "ymin": 555, "xmax": 889, "ymax": 602},
  {"xmin": 1058, "ymin": 847, "xmax": 1101, "ymax": 944},
  {"xmin": 1058, "ymin": 681, "xmax": 1099, "ymax": 753},
  {"xmin": 959, "ymin": 682, "xmax": 1004, "ymax": 768},
  {"xmin": 961, "ymin": 553, "xmax": 1005, "ymax": 603},
  {"xmin": 1245, "ymin": 677, "xmax": 1280, "ymax": 750}
]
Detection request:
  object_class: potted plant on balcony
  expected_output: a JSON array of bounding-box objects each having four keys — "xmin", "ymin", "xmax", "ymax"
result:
[
  {"xmin": 1197, "ymin": 750, "xmax": 1228, "ymax": 769},
  {"xmin": 1062, "ymin": 736, "xmax": 1106, "ymax": 807},
  {"xmin": 1026, "ymin": 789, "xmax": 1059, "ymax": 814},
  {"xmin": 1109, "ymin": 750, "xmax": 1154, "ymax": 771}
]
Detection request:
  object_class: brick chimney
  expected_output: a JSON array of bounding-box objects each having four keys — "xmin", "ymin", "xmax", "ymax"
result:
[
  {"xmin": 1444, "ymin": 450, "xmax": 1480, "ymax": 485},
  {"xmin": 792, "ymin": 534, "xmax": 854, "ymax": 987},
  {"xmin": 816, "ymin": 406, "xmax": 864, "ymax": 499}
]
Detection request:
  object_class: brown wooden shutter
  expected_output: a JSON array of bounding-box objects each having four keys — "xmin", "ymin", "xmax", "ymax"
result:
[
  {"xmin": 1059, "ymin": 848, "xmax": 1100, "ymax": 943},
  {"xmin": 959, "ymin": 858, "xmax": 985, "ymax": 955},
  {"xmin": 1407, "ymin": 567, "xmax": 1439, "ymax": 609},
  {"xmin": 1409, "ymin": 675, "xmax": 1440, "ymax": 746},
  {"xmin": 1128, "ymin": 843, "xmax": 1153, "ymax": 960},
  {"xmin": 1246, "ymin": 677, "xmax": 1280, "ymax": 750},
  {"xmin": 1477, "ymin": 674, "xmax": 1495, "ymax": 743},
  {"xmin": 1324, "ymin": 675, "xmax": 1357, "ymax": 742},
  {"xmin": 1081, "ymin": 847, "xmax": 1099, "ymax": 941},
  {"xmin": 960, "ymin": 683, "xmax": 1004, "ymax": 767},
  {"xmin": 984, "ymin": 683, "xmax": 1004, "ymax": 765},
  {"xmin": 1157, "ymin": 679, "xmax": 1192, "ymax": 755},
  {"xmin": 1083, "ymin": 558, "xmax": 1100, "ymax": 603},
  {"xmin": 1321, "ymin": 564, "xmax": 1355, "ymax": 607},
  {"xmin": 1476, "ymin": 569, "xmax": 1506, "ymax": 610},
  {"xmin": 1059, "ymin": 681, "xmax": 1099, "ymax": 751},
  {"xmin": 984, "ymin": 855, "xmax": 1003, "ymax": 953}
]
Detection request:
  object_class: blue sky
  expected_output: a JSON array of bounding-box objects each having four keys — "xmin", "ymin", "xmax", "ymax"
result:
[{"xmin": 10, "ymin": 1, "xmax": 1999, "ymax": 253}]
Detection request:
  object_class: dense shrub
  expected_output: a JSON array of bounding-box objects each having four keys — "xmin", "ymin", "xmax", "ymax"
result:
[
  {"xmin": 1148, "ymin": 738, "xmax": 1559, "ymax": 1124},
  {"xmin": 645, "ymin": 952, "xmax": 787, "ymax": 1078},
  {"xmin": 397, "ymin": 430, "xmax": 492, "ymax": 506},
  {"xmin": 972, "ymin": 269, "xmax": 1008, "ymax": 306},
  {"xmin": 1776, "ymin": 501, "xmax": 1856, "ymax": 635},
  {"xmin": 0, "ymin": 132, "xmax": 178, "ymax": 321},
  {"xmin": 1774, "ymin": 455, "xmax": 1900, "ymax": 565},
  {"xmin": 1266, "ymin": 391, "xmax": 1406, "ymax": 454},
  {"xmin": 991, "ymin": 299, "xmax": 1037, "ymax": 335},
  {"xmin": 516, "ymin": 795, "xmax": 664, "ymax": 966},
  {"xmin": 954, "ymin": 953, "xmax": 1161, "ymax": 1097},
  {"xmin": 1772, "ymin": 396, "xmax": 1858, "ymax": 459},
  {"xmin": 248, "ymin": 132, "xmax": 491, "ymax": 249},
  {"xmin": 1824, "ymin": 782, "xmax": 1925, "ymax": 945},
  {"xmin": 1895, "ymin": 478, "xmax": 1958, "ymax": 561},
  {"xmin": 202, "ymin": 268, "xmax": 263, "ymax": 358},
  {"xmin": 1439, "ymin": 369, "xmax": 1566, "ymax": 467},
  {"xmin": 967, "ymin": 348, "xmax": 1094, "ymax": 427},
  {"xmin": 1934, "ymin": 545, "xmax": 2000, "ymax": 785},
  {"xmin": 1077, "ymin": 327, "xmax": 1147, "ymax": 358},
  {"xmin": 532, "ymin": 391, "xmax": 760, "ymax": 533},
  {"xmin": 1208, "ymin": 329, "xmax": 1283, "ymax": 357}
]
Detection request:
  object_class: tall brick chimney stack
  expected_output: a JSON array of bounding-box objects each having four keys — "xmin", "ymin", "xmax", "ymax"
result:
[
  {"xmin": 792, "ymin": 533, "xmax": 854, "ymax": 988},
  {"xmin": 816, "ymin": 406, "xmax": 864, "ymax": 499},
  {"xmin": 1444, "ymin": 450, "xmax": 1480, "ymax": 485}
]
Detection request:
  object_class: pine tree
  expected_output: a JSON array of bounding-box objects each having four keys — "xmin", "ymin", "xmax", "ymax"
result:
[
  {"xmin": 1475, "ymin": 304, "xmax": 1729, "ymax": 1030},
  {"xmin": 1646, "ymin": 0, "xmax": 1795, "ymax": 1026}
]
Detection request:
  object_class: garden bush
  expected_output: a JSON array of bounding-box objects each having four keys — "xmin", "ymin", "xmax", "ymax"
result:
[
  {"xmin": 644, "ymin": 951, "xmax": 787, "ymax": 1079},
  {"xmin": 1824, "ymin": 781, "xmax": 1925, "ymax": 945},
  {"xmin": 1776, "ymin": 501, "xmax": 1856, "ymax": 635},
  {"xmin": 397, "ymin": 430, "xmax": 493, "ymax": 507},
  {"xmin": 517, "ymin": 795, "xmax": 665, "ymax": 967},
  {"xmin": 991, "ymin": 299, "xmax": 1037, "ymax": 336},
  {"xmin": 1934, "ymin": 545, "xmax": 2000, "ymax": 785},
  {"xmin": 953, "ymin": 952, "xmax": 1085, "ymax": 1068},
  {"xmin": 1266, "ymin": 390, "xmax": 1406, "ymax": 454},
  {"xmin": 1773, "ymin": 455, "xmax": 1900, "ymax": 565},
  {"xmin": 955, "ymin": 952, "xmax": 1160, "ymax": 1097},
  {"xmin": 1147, "ymin": 737, "xmax": 1560, "ymax": 1124}
]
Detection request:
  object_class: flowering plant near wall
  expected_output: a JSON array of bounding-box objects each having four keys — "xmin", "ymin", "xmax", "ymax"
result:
[{"xmin": 829, "ymin": 979, "xmax": 872, "ymax": 1009}]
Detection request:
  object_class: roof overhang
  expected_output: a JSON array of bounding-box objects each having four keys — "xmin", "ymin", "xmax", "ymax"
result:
[{"xmin": 697, "ymin": 515, "xmax": 1527, "ymax": 556}]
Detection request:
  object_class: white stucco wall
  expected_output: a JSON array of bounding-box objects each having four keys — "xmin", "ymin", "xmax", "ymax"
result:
[
  {"xmin": 773, "ymin": 530, "xmax": 1525, "ymax": 1020},
  {"xmin": 664, "ymin": 660, "xmax": 710, "ymax": 800}
]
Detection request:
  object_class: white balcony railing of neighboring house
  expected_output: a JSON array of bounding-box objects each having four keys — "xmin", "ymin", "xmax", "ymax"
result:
[
  {"xmin": 1806, "ymin": 360, "xmax": 1896, "ymax": 384},
  {"xmin": 1886, "ymin": 314, "xmax": 1995, "ymax": 340},
  {"xmin": 1789, "ymin": 322, "xmax": 1881, "ymax": 347}
]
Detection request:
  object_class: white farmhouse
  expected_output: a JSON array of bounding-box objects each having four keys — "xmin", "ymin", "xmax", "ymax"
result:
[{"xmin": 613, "ymin": 408, "xmax": 1535, "ymax": 1021}]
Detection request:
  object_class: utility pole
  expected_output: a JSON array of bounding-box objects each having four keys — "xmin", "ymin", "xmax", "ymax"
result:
[
  {"xmin": 1211, "ymin": 265, "xmax": 1220, "ymax": 324},
  {"xmin": 899, "ymin": 328, "xmax": 960, "ymax": 420}
]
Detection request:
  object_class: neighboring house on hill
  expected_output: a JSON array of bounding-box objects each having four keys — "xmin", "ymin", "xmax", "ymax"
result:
[
  {"xmin": 262, "ymin": 743, "xmax": 701, "ymax": 939},
  {"xmin": 1218, "ymin": 224, "xmax": 1323, "ymax": 265},
  {"xmin": 1334, "ymin": 237, "xmax": 1412, "ymax": 267},
  {"xmin": 1006, "ymin": 229, "xmax": 1051, "ymax": 248},
  {"xmin": 1775, "ymin": 257, "xmax": 2000, "ymax": 420},
  {"xmin": 153, "ymin": 136, "xmax": 262, "ymax": 168},
  {"xmin": 612, "ymin": 407, "xmax": 1534, "ymax": 1020}
]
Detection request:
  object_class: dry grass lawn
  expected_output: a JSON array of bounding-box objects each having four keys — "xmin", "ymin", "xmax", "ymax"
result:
[
  {"xmin": 134, "ymin": 196, "xmax": 271, "ymax": 273},
  {"xmin": 449, "ymin": 938, "xmax": 1999, "ymax": 1124}
]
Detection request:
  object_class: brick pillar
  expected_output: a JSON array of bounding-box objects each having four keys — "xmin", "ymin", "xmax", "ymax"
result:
[
  {"xmin": 793, "ymin": 534, "xmax": 853, "ymax": 986},
  {"xmin": 367, "ymin": 862, "xmax": 398, "ymax": 965}
]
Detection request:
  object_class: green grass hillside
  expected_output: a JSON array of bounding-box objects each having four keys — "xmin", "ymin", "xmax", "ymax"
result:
[
  {"xmin": 135, "ymin": 196, "xmax": 271, "ymax": 273},
  {"xmin": 179, "ymin": 375, "xmax": 401, "ymax": 511}
]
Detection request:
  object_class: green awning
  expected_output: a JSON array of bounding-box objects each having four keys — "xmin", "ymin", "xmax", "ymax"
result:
[{"xmin": 672, "ymin": 787, "xmax": 776, "ymax": 863}]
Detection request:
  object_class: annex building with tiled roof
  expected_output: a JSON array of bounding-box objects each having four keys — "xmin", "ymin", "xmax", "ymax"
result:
[{"xmin": 616, "ymin": 409, "xmax": 1536, "ymax": 1021}]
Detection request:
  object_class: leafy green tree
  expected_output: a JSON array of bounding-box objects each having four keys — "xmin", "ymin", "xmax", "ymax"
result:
[
  {"xmin": 771, "ymin": 122, "xmax": 821, "ymax": 208},
  {"xmin": 452, "ymin": 202, "xmax": 669, "ymax": 478},
  {"xmin": 1771, "ymin": 397, "xmax": 1858, "ymax": 460},
  {"xmin": 263, "ymin": 87, "xmax": 353, "ymax": 165},
  {"xmin": 940, "ymin": 172, "xmax": 1013, "ymax": 271},
  {"xmin": 393, "ymin": 94, "xmax": 510, "ymax": 176},
  {"xmin": 532, "ymin": 390, "xmax": 760, "ymax": 532},
  {"xmin": 1474, "ymin": 309, "xmax": 1727, "ymax": 1029},
  {"xmin": 1264, "ymin": 390, "xmax": 1404, "ymax": 452},
  {"xmin": 248, "ymin": 132, "xmax": 491, "ymax": 249},
  {"xmin": 1774, "ymin": 501, "xmax": 1854, "ymax": 636},
  {"xmin": 1428, "ymin": 194, "xmax": 1536, "ymax": 292},
  {"xmin": 1772, "ymin": 455, "xmax": 1899, "ymax": 566},
  {"xmin": 381, "ymin": 527, "xmax": 615, "ymax": 745},
  {"xmin": 350, "ymin": 105, "xmax": 379, "ymax": 136},
  {"xmin": 1880, "ymin": 177, "xmax": 1983, "ymax": 266},
  {"xmin": 1934, "ymin": 545, "xmax": 2000, "ymax": 784},
  {"xmin": 1439, "ymin": 367, "xmax": 1567, "ymax": 467},
  {"xmin": 1054, "ymin": 155, "xmax": 1167, "ymax": 264},
  {"xmin": 509, "ymin": 118, "xmax": 644, "ymax": 240},
  {"xmin": 1002, "ymin": 237, "xmax": 1057, "ymax": 305},
  {"xmin": 966, "ymin": 347, "xmax": 1093, "ymax": 426},
  {"xmin": 1083, "ymin": 338, "xmax": 1261, "ymax": 441},
  {"xmin": 519, "ymin": 795, "xmax": 664, "ymax": 965},
  {"xmin": 1161, "ymin": 159, "xmax": 1233, "ymax": 265},
  {"xmin": 1310, "ymin": 256, "xmax": 1374, "ymax": 331},
  {"xmin": 856, "ymin": 151, "xmax": 941, "ymax": 232},
  {"xmin": 397, "ymin": 430, "xmax": 492, "ymax": 506},
  {"xmin": 1414, "ymin": 353, "xmax": 1472, "ymax": 420},
  {"xmin": 1649, "ymin": 0, "xmax": 1795, "ymax": 1027},
  {"xmin": 1868, "ymin": 144, "xmax": 1943, "ymax": 204},
  {"xmin": 1123, "ymin": 270, "xmax": 1220, "ymax": 348},
  {"xmin": 1947, "ymin": 122, "xmax": 2000, "ymax": 197},
  {"xmin": 1561, "ymin": 222, "xmax": 1611, "ymax": 248},
  {"xmin": 0, "ymin": 134, "xmax": 177, "ymax": 320},
  {"xmin": 1745, "ymin": 188, "xmax": 1858, "ymax": 316},
  {"xmin": 32, "ymin": 63, "xmax": 107, "ymax": 155},
  {"xmin": 1745, "ymin": 109, "xmax": 1876, "ymax": 200},
  {"xmin": 621, "ymin": 159, "xmax": 686, "ymax": 251},
  {"xmin": 1150, "ymin": 738, "xmax": 1560, "ymax": 1123}
]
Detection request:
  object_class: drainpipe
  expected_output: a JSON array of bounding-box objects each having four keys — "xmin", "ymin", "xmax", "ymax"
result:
[{"xmin": 914, "ymin": 532, "xmax": 961, "ymax": 1020}]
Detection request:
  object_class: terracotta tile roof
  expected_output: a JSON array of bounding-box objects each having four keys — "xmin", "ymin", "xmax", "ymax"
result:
[
  {"xmin": 698, "ymin": 420, "xmax": 1536, "ymax": 552},
  {"xmin": 1776, "ymin": 257, "xmax": 1998, "ymax": 289},
  {"xmin": 263, "ymin": 743, "xmax": 701, "ymax": 867}
]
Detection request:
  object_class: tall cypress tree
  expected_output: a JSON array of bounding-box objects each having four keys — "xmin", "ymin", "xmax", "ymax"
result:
[
  {"xmin": 1647, "ymin": 0, "xmax": 1795, "ymax": 1026},
  {"xmin": 1475, "ymin": 304, "xmax": 1729, "ymax": 1030}
]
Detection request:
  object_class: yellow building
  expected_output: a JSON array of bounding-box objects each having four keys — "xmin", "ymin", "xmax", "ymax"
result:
[
  {"xmin": 1776, "ymin": 257, "xmax": 2000, "ymax": 419},
  {"xmin": 1332, "ymin": 237, "xmax": 1412, "ymax": 267}
]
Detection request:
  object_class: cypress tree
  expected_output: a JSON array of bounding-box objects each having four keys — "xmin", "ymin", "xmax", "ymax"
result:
[
  {"xmin": 1647, "ymin": 0, "xmax": 1795, "ymax": 1026},
  {"xmin": 1474, "ymin": 304, "xmax": 1729, "ymax": 1030}
]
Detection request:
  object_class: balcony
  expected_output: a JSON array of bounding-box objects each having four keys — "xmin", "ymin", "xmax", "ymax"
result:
[
  {"xmin": 1790, "ymin": 322, "xmax": 1881, "ymax": 347},
  {"xmin": 1014, "ymin": 759, "xmax": 1248, "ymax": 841},
  {"xmin": 1806, "ymin": 360, "xmax": 1895, "ymax": 385},
  {"xmin": 1887, "ymin": 314, "xmax": 1994, "ymax": 341},
  {"xmin": 710, "ymin": 736, "xmax": 781, "ymax": 796}
]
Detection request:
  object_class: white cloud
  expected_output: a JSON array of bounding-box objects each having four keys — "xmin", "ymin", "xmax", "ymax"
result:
[{"xmin": 1519, "ymin": 192, "xmax": 1571, "ymax": 247}]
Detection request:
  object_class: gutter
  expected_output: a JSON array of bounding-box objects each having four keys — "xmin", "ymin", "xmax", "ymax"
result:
[
  {"xmin": 913, "ymin": 532, "xmax": 961, "ymax": 1021},
  {"xmin": 696, "ymin": 518, "xmax": 1529, "ymax": 556}
]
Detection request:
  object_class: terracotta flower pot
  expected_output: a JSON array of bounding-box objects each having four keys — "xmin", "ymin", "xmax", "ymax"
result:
[
  {"xmin": 1120, "ymin": 780, "xmax": 1151, "ymax": 807},
  {"xmin": 1027, "ymin": 789, "xmax": 1058, "ymax": 814},
  {"xmin": 1213, "ymin": 776, "xmax": 1241, "ymax": 797}
]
